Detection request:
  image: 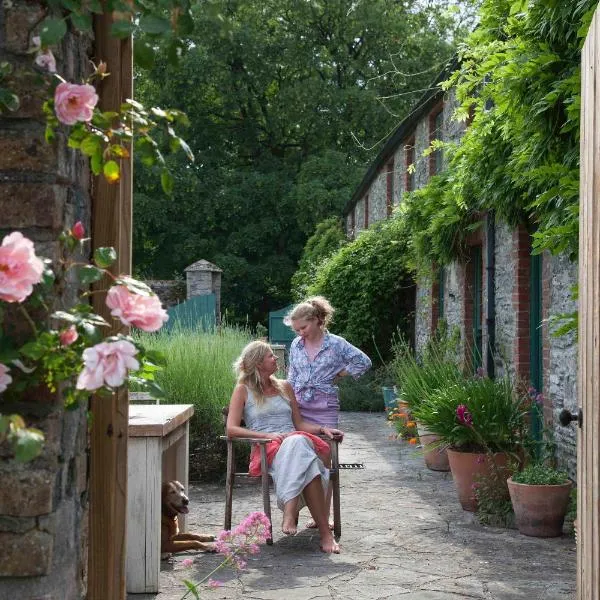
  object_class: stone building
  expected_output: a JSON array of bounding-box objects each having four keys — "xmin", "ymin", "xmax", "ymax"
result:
[{"xmin": 342, "ymin": 64, "xmax": 578, "ymax": 477}]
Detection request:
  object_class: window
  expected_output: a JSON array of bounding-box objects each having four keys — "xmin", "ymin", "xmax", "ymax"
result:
[
  {"xmin": 405, "ymin": 137, "xmax": 415, "ymax": 192},
  {"xmin": 386, "ymin": 159, "xmax": 394, "ymax": 216}
]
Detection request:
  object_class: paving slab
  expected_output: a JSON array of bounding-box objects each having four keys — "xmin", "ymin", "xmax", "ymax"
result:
[{"xmin": 128, "ymin": 412, "xmax": 576, "ymax": 600}]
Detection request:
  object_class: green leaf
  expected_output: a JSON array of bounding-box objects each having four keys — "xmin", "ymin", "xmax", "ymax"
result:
[
  {"xmin": 139, "ymin": 15, "xmax": 171, "ymax": 35},
  {"xmin": 134, "ymin": 40, "xmax": 156, "ymax": 70},
  {"xmin": 78, "ymin": 265, "xmax": 105, "ymax": 285},
  {"xmin": 51, "ymin": 310, "xmax": 79, "ymax": 324},
  {"xmin": 103, "ymin": 160, "xmax": 120, "ymax": 184},
  {"xmin": 176, "ymin": 10, "xmax": 194, "ymax": 36},
  {"xmin": 161, "ymin": 169, "xmax": 174, "ymax": 196},
  {"xmin": 39, "ymin": 17, "xmax": 68, "ymax": 46},
  {"xmin": 91, "ymin": 152, "xmax": 102, "ymax": 175},
  {"xmin": 19, "ymin": 341, "xmax": 46, "ymax": 360},
  {"xmin": 13, "ymin": 428, "xmax": 45, "ymax": 463},
  {"xmin": 94, "ymin": 246, "xmax": 117, "ymax": 268},
  {"xmin": 70, "ymin": 12, "xmax": 92, "ymax": 32},
  {"xmin": 80, "ymin": 321, "xmax": 103, "ymax": 343},
  {"xmin": 111, "ymin": 19, "xmax": 136, "ymax": 39},
  {"xmin": 0, "ymin": 88, "xmax": 20, "ymax": 112},
  {"xmin": 114, "ymin": 275, "xmax": 152, "ymax": 296},
  {"xmin": 182, "ymin": 580, "xmax": 200, "ymax": 600},
  {"xmin": 80, "ymin": 134, "xmax": 102, "ymax": 157}
]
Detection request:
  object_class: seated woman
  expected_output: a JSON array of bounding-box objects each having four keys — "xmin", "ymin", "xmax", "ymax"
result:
[{"xmin": 226, "ymin": 340, "xmax": 342, "ymax": 554}]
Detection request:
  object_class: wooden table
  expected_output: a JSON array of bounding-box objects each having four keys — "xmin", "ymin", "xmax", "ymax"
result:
[{"xmin": 126, "ymin": 404, "xmax": 194, "ymax": 594}]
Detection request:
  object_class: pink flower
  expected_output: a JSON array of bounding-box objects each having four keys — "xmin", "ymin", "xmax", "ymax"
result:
[
  {"xmin": 0, "ymin": 232, "xmax": 45, "ymax": 303},
  {"xmin": 181, "ymin": 558, "xmax": 194, "ymax": 568},
  {"xmin": 72, "ymin": 221, "xmax": 85, "ymax": 241},
  {"xmin": 54, "ymin": 82, "xmax": 99, "ymax": 125},
  {"xmin": 0, "ymin": 364, "xmax": 12, "ymax": 393},
  {"xmin": 76, "ymin": 340, "xmax": 139, "ymax": 391},
  {"xmin": 35, "ymin": 50, "xmax": 56, "ymax": 73},
  {"xmin": 456, "ymin": 404, "xmax": 473, "ymax": 426},
  {"xmin": 59, "ymin": 325, "xmax": 78, "ymax": 346},
  {"xmin": 207, "ymin": 579, "xmax": 223, "ymax": 588},
  {"xmin": 106, "ymin": 285, "xmax": 168, "ymax": 332}
]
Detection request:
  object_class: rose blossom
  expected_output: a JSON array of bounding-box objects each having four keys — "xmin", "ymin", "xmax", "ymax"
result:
[
  {"xmin": 59, "ymin": 325, "xmax": 78, "ymax": 346},
  {"xmin": 106, "ymin": 285, "xmax": 168, "ymax": 332},
  {"xmin": 54, "ymin": 82, "xmax": 99, "ymax": 125},
  {"xmin": 456, "ymin": 404, "xmax": 473, "ymax": 426},
  {"xmin": 72, "ymin": 221, "xmax": 85, "ymax": 240},
  {"xmin": 0, "ymin": 364, "xmax": 12, "ymax": 393},
  {"xmin": 35, "ymin": 50, "xmax": 56, "ymax": 73},
  {"xmin": 0, "ymin": 232, "xmax": 45, "ymax": 303},
  {"xmin": 76, "ymin": 340, "xmax": 139, "ymax": 391}
]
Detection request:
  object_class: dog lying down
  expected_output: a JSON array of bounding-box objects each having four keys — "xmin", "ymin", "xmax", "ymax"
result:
[{"xmin": 161, "ymin": 480, "xmax": 216, "ymax": 559}]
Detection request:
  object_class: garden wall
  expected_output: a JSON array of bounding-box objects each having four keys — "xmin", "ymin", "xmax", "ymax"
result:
[{"xmin": 0, "ymin": 3, "xmax": 91, "ymax": 597}]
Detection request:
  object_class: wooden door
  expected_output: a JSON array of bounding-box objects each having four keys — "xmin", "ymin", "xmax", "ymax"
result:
[{"xmin": 579, "ymin": 8, "xmax": 600, "ymax": 598}]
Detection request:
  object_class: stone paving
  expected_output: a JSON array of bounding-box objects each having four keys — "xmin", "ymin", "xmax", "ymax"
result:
[{"xmin": 128, "ymin": 412, "xmax": 576, "ymax": 600}]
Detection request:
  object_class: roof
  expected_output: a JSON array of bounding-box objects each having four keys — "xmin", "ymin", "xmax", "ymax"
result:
[
  {"xmin": 342, "ymin": 57, "xmax": 458, "ymax": 216},
  {"xmin": 184, "ymin": 259, "xmax": 223, "ymax": 273}
]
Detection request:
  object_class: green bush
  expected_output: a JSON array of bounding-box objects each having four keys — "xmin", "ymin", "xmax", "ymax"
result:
[
  {"xmin": 338, "ymin": 368, "xmax": 385, "ymax": 413},
  {"xmin": 412, "ymin": 376, "xmax": 529, "ymax": 454},
  {"xmin": 133, "ymin": 325, "xmax": 253, "ymax": 481},
  {"xmin": 308, "ymin": 215, "xmax": 414, "ymax": 359},
  {"xmin": 511, "ymin": 464, "xmax": 570, "ymax": 486}
]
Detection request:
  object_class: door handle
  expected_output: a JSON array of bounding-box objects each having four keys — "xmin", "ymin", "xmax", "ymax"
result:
[{"xmin": 559, "ymin": 408, "xmax": 583, "ymax": 429}]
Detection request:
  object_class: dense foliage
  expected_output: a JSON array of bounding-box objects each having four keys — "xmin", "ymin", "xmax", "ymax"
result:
[
  {"xmin": 291, "ymin": 216, "xmax": 347, "ymax": 301},
  {"xmin": 307, "ymin": 216, "xmax": 414, "ymax": 358},
  {"xmin": 133, "ymin": 0, "xmax": 469, "ymax": 324},
  {"xmin": 402, "ymin": 0, "xmax": 598, "ymax": 272}
]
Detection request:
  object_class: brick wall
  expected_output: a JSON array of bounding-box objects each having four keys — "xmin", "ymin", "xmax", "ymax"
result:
[
  {"xmin": 512, "ymin": 225, "xmax": 531, "ymax": 383},
  {"xmin": 0, "ymin": 3, "xmax": 91, "ymax": 597}
]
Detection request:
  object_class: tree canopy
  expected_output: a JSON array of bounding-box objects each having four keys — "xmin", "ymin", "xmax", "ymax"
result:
[{"xmin": 133, "ymin": 0, "xmax": 468, "ymax": 323}]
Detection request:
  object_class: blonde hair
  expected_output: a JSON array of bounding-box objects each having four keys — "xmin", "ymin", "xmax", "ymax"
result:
[
  {"xmin": 284, "ymin": 296, "xmax": 334, "ymax": 329},
  {"xmin": 233, "ymin": 340, "xmax": 290, "ymax": 406}
]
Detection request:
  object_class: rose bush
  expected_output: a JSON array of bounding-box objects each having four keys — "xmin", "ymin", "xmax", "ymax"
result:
[{"xmin": 0, "ymin": 223, "xmax": 168, "ymax": 461}]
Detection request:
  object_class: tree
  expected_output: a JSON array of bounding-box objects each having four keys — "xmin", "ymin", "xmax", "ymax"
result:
[{"xmin": 133, "ymin": 0, "xmax": 465, "ymax": 323}]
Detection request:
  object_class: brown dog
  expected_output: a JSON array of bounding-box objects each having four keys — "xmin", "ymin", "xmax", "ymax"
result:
[{"xmin": 161, "ymin": 480, "xmax": 216, "ymax": 558}]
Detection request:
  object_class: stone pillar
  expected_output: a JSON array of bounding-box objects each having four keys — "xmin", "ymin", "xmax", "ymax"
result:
[
  {"xmin": 184, "ymin": 259, "xmax": 222, "ymax": 320},
  {"xmin": 0, "ymin": 3, "xmax": 91, "ymax": 597}
]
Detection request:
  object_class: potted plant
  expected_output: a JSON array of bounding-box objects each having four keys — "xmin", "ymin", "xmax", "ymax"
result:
[
  {"xmin": 413, "ymin": 375, "xmax": 528, "ymax": 511},
  {"xmin": 507, "ymin": 463, "xmax": 572, "ymax": 537}
]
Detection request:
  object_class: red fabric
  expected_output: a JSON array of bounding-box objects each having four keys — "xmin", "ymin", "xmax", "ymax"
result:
[{"xmin": 248, "ymin": 432, "xmax": 331, "ymax": 477}]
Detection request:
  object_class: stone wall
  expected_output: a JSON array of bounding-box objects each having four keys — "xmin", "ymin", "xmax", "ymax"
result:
[
  {"xmin": 0, "ymin": 3, "xmax": 90, "ymax": 597},
  {"xmin": 147, "ymin": 279, "xmax": 186, "ymax": 308}
]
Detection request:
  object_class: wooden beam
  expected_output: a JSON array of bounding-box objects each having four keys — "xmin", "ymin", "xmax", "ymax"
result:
[{"xmin": 88, "ymin": 9, "xmax": 133, "ymax": 600}]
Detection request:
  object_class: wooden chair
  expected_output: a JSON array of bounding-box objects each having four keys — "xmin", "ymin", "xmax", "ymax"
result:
[{"xmin": 220, "ymin": 407, "xmax": 341, "ymax": 544}]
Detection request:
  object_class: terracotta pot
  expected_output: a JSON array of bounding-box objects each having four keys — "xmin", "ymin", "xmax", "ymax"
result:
[
  {"xmin": 507, "ymin": 477, "xmax": 572, "ymax": 537},
  {"xmin": 416, "ymin": 423, "xmax": 450, "ymax": 471},
  {"xmin": 446, "ymin": 449, "xmax": 511, "ymax": 512}
]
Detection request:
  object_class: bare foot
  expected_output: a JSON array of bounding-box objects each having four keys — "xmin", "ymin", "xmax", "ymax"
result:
[
  {"xmin": 319, "ymin": 537, "xmax": 340, "ymax": 554},
  {"xmin": 306, "ymin": 518, "xmax": 334, "ymax": 530},
  {"xmin": 282, "ymin": 512, "xmax": 299, "ymax": 535}
]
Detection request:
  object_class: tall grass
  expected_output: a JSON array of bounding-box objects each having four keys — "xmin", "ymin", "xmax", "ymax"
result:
[{"xmin": 133, "ymin": 324, "xmax": 253, "ymax": 480}]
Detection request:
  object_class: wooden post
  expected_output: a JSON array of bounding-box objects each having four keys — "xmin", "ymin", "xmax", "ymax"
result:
[{"xmin": 88, "ymin": 10, "xmax": 133, "ymax": 600}]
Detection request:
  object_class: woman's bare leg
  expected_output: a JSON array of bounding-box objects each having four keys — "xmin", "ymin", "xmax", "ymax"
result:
[
  {"xmin": 303, "ymin": 476, "xmax": 340, "ymax": 553},
  {"xmin": 306, "ymin": 453, "xmax": 333, "ymax": 529},
  {"xmin": 282, "ymin": 496, "xmax": 300, "ymax": 534}
]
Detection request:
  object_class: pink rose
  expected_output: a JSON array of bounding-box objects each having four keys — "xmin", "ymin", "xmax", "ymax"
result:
[
  {"xmin": 0, "ymin": 364, "xmax": 12, "ymax": 393},
  {"xmin": 59, "ymin": 325, "xmax": 78, "ymax": 346},
  {"xmin": 54, "ymin": 82, "xmax": 99, "ymax": 125},
  {"xmin": 35, "ymin": 50, "xmax": 56, "ymax": 73},
  {"xmin": 76, "ymin": 340, "xmax": 139, "ymax": 391},
  {"xmin": 106, "ymin": 285, "xmax": 169, "ymax": 332},
  {"xmin": 0, "ymin": 232, "xmax": 45, "ymax": 303},
  {"xmin": 72, "ymin": 221, "xmax": 85, "ymax": 240}
]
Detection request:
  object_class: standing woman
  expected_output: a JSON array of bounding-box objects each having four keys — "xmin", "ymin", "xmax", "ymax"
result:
[
  {"xmin": 226, "ymin": 340, "xmax": 342, "ymax": 553},
  {"xmin": 286, "ymin": 296, "xmax": 372, "ymax": 429}
]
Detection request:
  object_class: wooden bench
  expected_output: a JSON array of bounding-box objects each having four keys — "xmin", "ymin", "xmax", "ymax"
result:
[{"xmin": 126, "ymin": 404, "xmax": 194, "ymax": 594}]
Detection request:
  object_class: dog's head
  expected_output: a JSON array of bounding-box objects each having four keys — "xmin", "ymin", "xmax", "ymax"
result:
[{"xmin": 161, "ymin": 480, "xmax": 189, "ymax": 516}]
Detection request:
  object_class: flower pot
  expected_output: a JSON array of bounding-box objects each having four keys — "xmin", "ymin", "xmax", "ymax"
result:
[
  {"xmin": 447, "ymin": 449, "xmax": 511, "ymax": 512},
  {"xmin": 416, "ymin": 422, "xmax": 449, "ymax": 471},
  {"xmin": 507, "ymin": 477, "xmax": 572, "ymax": 537}
]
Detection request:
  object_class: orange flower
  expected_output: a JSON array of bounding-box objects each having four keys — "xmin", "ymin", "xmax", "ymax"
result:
[
  {"xmin": 398, "ymin": 412, "xmax": 408, "ymax": 419},
  {"xmin": 408, "ymin": 438, "xmax": 418, "ymax": 445},
  {"xmin": 406, "ymin": 421, "xmax": 416, "ymax": 428}
]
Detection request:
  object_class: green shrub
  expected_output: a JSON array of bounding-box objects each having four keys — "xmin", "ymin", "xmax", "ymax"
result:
[
  {"xmin": 308, "ymin": 216, "xmax": 414, "ymax": 358},
  {"xmin": 412, "ymin": 375, "xmax": 529, "ymax": 454},
  {"xmin": 338, "ymin": 369, "xmax": 385, "ymax": 413},
  {"xmin": 511, "ymin": 464, "xmax": 570, "ymax": 486},
  {"xmin": 133, "ymin": 324, "xmax": 253, "ymax": 481}
]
